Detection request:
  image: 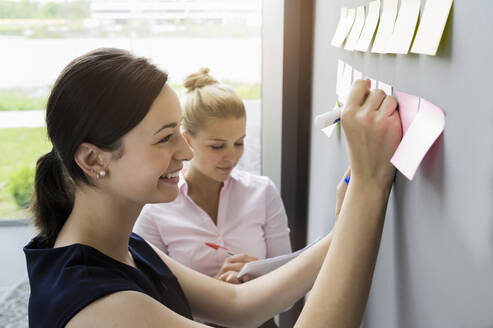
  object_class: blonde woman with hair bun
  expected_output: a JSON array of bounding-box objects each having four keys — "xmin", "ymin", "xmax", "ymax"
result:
[
  {"xmin": 135, "ymin": 68, "xmax": 291, "ymax": 326},
  {"xmin": 136, "ymin": 69, "xmax": 290, "ymax": 278}
]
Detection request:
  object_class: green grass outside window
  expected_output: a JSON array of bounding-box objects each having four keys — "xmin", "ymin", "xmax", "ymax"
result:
[{"xmin": 0, "ymin": 127, "xmax": 51, "ymax": 219}]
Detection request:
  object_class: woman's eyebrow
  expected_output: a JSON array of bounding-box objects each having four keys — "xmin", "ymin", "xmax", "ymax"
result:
[
  {"xmin": 208, "ymin": 135, "xmax": 246, "ymax": 142},
  {"xmin": 153, "ymin": 122, "xmax": 177, "ymax": 135}
]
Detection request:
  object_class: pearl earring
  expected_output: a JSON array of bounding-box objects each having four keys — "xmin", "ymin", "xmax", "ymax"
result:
[{"xmin": 96, "ymin": 170, "xmax": 106, "ymax": 179}]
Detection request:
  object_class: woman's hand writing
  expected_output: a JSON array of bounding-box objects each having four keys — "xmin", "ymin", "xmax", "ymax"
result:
[
  {"xmin": 214, "ymin": 254, "xmax": 258, "ymax": 284},
  {"xmin": 341, "ymin": 79, "xmax": 402, "ymax": 191}
]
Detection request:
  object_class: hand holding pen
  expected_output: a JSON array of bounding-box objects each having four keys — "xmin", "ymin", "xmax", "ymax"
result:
[{"xmin": 205, "ymin": 242, "xmax": 258, "ymax": 284}]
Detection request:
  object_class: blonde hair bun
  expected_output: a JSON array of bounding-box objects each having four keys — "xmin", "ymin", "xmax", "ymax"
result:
[{"xmin": 184, "ymin": 68, "xmax": 219, "ymax": 92}]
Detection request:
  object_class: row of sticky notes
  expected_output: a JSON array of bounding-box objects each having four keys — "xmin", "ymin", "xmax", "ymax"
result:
[
  {"xmin": 336, "ymin": 59, "xmax": 392, "ymax": 104},
  {"xmin": 331, "ymin": 0, "xmax": 453, "ymax": 55},
  {"xmin": 327, "ymin": 60, "xmax": 445, "ymax": 180}
]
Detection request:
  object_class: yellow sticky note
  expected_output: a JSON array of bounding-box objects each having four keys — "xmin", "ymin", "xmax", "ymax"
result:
[
  {"xmin": 355, "ymin": 0, "xmax": 381, "ymax": 52},
  {"xmin": 387, "ymin": 0, "xmax": 421, "ymax": 54},
  {"xmin": 331, "ymin": 8, "xmax": 356, "ymax": 47},
  {"xmin": 411, "ymin": 0, "xmax": 453, "ymax": 55},
  {"xmin": 331, "ymin": 8, "xmax": 348, "ymax": 47},
  {"xmin": 371, "ymin": 0, "xmax": 399, "ymax": 54},
  {"xmin": 344, "ymin": 6, "xmax": 366, "ymax": 51}
]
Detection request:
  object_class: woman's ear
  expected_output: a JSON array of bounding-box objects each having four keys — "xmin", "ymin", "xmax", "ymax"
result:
[{"xmin": 74, "ymin": 142, "xmax": 111, "ymax": 180}]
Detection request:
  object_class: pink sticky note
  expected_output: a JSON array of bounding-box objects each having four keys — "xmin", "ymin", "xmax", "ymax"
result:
[
  {"xmin": 395, "ymin": 90, "xmax": 419, "ymax": 134},
  {"xmin": 378, "ymin": 81, "xmax": 393, "ymax": 95},
  {"xmin": 390, "ymin": 98, "xmax": 445, "ymax": 180}
]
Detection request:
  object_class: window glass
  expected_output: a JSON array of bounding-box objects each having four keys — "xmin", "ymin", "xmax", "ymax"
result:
[{"xmin": 0, "ymin": 0, "xmax": 261, "ymax": 220}]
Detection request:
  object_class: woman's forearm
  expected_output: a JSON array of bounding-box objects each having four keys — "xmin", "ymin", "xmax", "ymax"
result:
[
  {"xmin": 295, "ymin": 179, "xmax": 391, "ymax": 328},
  {"xmin": 230, "ymin": 231, "xmax": 334, "ymax": 326}
]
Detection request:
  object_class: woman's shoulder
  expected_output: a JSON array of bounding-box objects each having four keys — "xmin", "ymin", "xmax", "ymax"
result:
[{"xmin": 23, "ymin": 234, "xmax": 188, "ymax": 327}]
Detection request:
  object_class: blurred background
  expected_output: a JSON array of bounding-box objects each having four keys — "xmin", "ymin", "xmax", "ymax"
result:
[
  {"xmin": 0, "ymin": 0, "xmax": 262, "ymax": 221},
  {"xmin": 0, "ymin": 1, "xmax": 263, "ymax": 326}
]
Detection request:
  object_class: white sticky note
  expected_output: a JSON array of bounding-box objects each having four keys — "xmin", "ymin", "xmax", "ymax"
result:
[
  {"xmin": 390, "ymin": 98, "xmax": 445, "ymax": 180},
  {"xmin": 387, "ymin": 0, "xmax": 421, "ymax": 54},
  {"xmin": 321, "ymin": 124, "xmax": 338, "ymax": 138},
  {"xmin": 371, "ymin": 0, "xmax": 399, "ymax": 54},
  {"xmin": 356, "ymin": 0, "xmax": 381, "ymax": 52},
  {"xmin": 411, "ymin": 0, "xmax": 453, "ymax": 55},
  {"xmin": 353, "ymin": 69, "xmax": 363, "ymax": 81},
  {"xmin": 331, "ymin": 8, "xmax": 356, "ymax": 48},
  {"xmin": 336, "ymin": 60, "xmax": 345, "ymax": 97},
  {"xmin": 378, "ymin": 81, "xmax": 393, "ymax": 95},
  {"xmin": 365, "ymin": 76, "xmax": 377, "ymax": 91},
  {"xmin": 344, "ymin": 6, "xmax": 366, "ymax": 51},
  {"xmin": 339, "ymin": 64, "xmax": 353, "ymax": 104}
]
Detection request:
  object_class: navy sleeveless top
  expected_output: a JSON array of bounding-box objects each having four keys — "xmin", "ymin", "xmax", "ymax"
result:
[{"xmin": 24, "ymin": 232, "xmax": 193, "ymax": 328}]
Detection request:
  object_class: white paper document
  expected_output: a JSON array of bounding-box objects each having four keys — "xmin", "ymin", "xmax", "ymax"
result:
[{"xmin": 237, "ymin": 239, "xmax": 320, "ymax": 279}]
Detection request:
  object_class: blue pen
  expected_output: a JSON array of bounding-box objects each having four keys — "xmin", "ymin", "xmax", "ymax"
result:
[{"xmin": 344, "ymin": 175, "xmax": 351, "ymax": 185}]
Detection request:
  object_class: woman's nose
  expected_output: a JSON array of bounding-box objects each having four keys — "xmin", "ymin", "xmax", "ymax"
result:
[
  {"xmin": 175, "ymin": 133, "xmax": 194, "ymax": 161},
  {"xmin": 223, "ymin": 146, "xmax": 238, "ymax": 162}
]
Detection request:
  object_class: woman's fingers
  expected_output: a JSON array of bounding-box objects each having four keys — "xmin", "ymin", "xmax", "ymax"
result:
[
  {"xmin": 345, "ymin": 79, "xmax": 371, "ymax": 112},
  {"xmin": 376, "ymin": 94, "xmax": 398, "ymax": 117},
  {"xmin": 226, "ymin": 254, "xmax": 258, "ymax": 263},
  {"xmin": 343, "ymin": 167, "xmax": 351, "ymax": 181},
  {"xmin": 241, "ymin": 274, "xmax": 252, "ymax": 282},
  {"xmin": 362, "ymin": 89, "xmax": 387, "ymax": 112},
  {"xmin": 217, "ymin": 271, "xmax": 242, "ymax": 284},
  {"xmin": 219, "ymin": 262, "xmax": 248, "ymax": 273},
  {"xmin": 214, "ymin": 253, "xmax": 258, "ymax": 283}
]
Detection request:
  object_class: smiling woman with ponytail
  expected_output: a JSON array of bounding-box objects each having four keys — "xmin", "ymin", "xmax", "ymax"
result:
[
  {"xmin": 24, "ymin": 48, "xmax": 402, "ymax": 328},
  {"xmin": 29, "ymin": 48, "xmax": 166, "ymax": 247}
]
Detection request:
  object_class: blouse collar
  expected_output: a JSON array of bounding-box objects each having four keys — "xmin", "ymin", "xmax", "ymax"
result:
[{"xmin": 178, "ymin": 168, "xmax": 239, "ymax": 194}]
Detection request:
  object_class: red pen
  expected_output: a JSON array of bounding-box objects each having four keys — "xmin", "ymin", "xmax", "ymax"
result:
[{"xmin": 205, "ymin": 242, "xmax": 235, "ymax": 256}]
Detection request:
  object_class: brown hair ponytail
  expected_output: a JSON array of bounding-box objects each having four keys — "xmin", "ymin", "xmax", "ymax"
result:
[{"xmin": 31, "ymin": 149, "xmax": 73, "ymax": 244}]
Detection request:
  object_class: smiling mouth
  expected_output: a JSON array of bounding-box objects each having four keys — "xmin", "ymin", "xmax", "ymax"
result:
[{"xmin": 160, "ymin": 169, "xmax": 181, "ymax": 179}]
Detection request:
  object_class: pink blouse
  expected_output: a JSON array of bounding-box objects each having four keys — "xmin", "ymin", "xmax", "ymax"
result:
[{"xmin": 134, "ymin": 170, "xmax": 292, "ymax": 277}]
